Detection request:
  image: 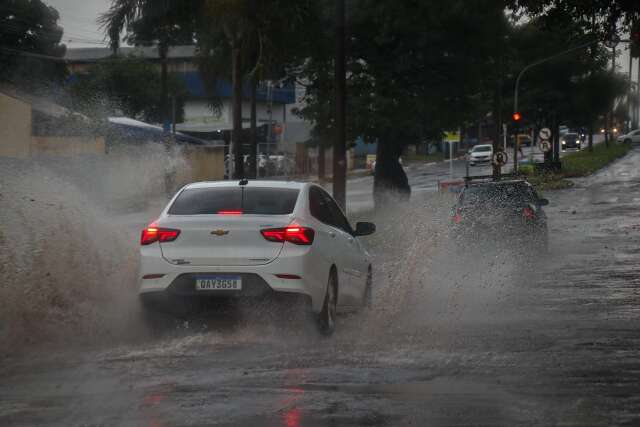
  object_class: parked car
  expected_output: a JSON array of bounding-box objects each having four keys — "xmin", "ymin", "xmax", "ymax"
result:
[
  {"xmin": 138, "ymin": 180, "xmax": 375, "ymax": 335},
  {"xmin": 468, "ymin": 144, "xmax": 493, "ymax": 166}
]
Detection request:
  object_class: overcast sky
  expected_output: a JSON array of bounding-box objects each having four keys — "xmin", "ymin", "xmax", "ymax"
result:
[{"xmin": 47, "ymin": 0, "xmax": 111, "ymax": 48}]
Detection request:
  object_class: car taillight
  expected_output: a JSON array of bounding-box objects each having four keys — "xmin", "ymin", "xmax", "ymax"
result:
[
  {"xmin": 218, "ymin": 210, "xmax": 243, "ymax": 215},
  {"xmin": 141, "ymin": 225, "xmax": 181, "ymax": 245},
  {"xmin": 261, "ymin": 225, "xmax": 315, "ymax": 245},
  {"xmin": 522, "ymin": 206, "xmax": 535, "ymax": 220}
]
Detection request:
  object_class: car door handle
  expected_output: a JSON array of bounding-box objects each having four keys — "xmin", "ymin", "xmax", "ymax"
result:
[{"xmin": 328, "ymin": 231, "xmax": 336, "ymax": 238}]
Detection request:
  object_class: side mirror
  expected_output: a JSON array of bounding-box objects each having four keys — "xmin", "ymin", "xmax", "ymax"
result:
[
  {"xmin": 538, "ymin": 198, "xmax": 549, "ymax": 206},
  {"xmin": 354, "ymin": 222, "xmax": 376, "ymax": 236}
]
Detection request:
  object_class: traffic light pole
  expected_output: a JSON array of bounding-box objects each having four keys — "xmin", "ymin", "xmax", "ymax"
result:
[{"xmin": 513, "ymin": 39, "xmax": 600, "ymax": 121}]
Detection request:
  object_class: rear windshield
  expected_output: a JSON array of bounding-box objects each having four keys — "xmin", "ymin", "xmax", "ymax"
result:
[
  {"xmin": 473, "ymin": 146, "xmax": 492, "ymax": 152},
  {"xmin": 460, "ymin": 183, "xmax": 535, "ymax": 207},
  {"xmin": 168, "ymin": 187, "xmax": 299, "ymax": 215}
]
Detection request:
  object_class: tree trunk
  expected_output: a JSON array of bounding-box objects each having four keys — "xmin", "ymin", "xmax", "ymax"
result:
[
  {"xmin": 492, "ymin": 69, "xmax": 503, "ymax": 177},
  {"xmin": 249, "ymin": 74, "xmax": 258, "ymax": 179},
  {"xmin": 373, "ymin": 140, "xmax": 410, "ymax": 208},
  {"xmin": 160, "ymin": 42, "xmax": 169, "ymax": 132},
  {"xmin": 231, "ymin": 43, "xmax": 244, "ymax": 179},
  {"xmin": 333, "ymin": 0, "xmax": 347, "ymax": 209},
  {"xmin": 318, "ymin": 141, "xmax": 326, "ymax": 180}
]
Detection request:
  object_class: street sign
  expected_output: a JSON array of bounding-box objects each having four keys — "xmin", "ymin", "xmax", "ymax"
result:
[
  {"xmin": 539, "ymin": 127, "xmax": 551, "ymax": 141},
  {"xmin": 444, "ymin": 131, "xmax": 461, "ymax": 142},
  {"xmin": 492, "ymin": 151, "xmax": 508, "ymax": 166},
  {"xmin": 539, "ymin": 140, "xmax": 552, "ymax": 153}
]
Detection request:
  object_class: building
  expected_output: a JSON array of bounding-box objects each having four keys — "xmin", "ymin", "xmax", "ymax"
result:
[
  {"xmin": 0, "ymin": 85, "xmax": 105, "ymax": 158},
  {"xmin": 64, "ymin": 45, "xmax": 313, "ymax": 154}
]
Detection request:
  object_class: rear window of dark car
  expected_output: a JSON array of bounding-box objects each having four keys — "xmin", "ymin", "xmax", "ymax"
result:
[
  {"xmin": 473, "ymin": 146, "xmax": 492, "ymax": 152},
  {"xmin": 460, "ymin": 183, "xmax": 535, "ymax": 207},
  {"xmin": 168, "ymin": 187, "xmax": 299, "ymax": 215}
]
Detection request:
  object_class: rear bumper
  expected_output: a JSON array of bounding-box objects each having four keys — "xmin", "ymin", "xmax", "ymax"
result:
[
  {"xmin": 138, "ymin": 247, "xmax": 328, "ymax": 313},
  {"xmin": 469, "ymin": 157, "xmax": 491, "ymax": 164}
]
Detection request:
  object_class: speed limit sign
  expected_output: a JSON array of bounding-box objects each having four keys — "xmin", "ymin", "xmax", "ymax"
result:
[
  {"xmin": 492, "ymin": 151, "xmax": 508, "ymax": 166},
  {"xmin": 539, "ymin": 140, "xmax": 552, "ymax": 153}
]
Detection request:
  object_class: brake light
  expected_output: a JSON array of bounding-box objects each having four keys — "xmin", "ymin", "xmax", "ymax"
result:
[
  {"xmin": 141, "ymin": 225, "xmax": 181, "ymax": 245},
  {"xmin": 261, "ymin": 225, "xmax": 315, "ymax": 245},
  {"xmin": 218, "ymin": 210, "xmax": 243, "ymax": 215},
  {"xmin": 523, "ymin": 206, "xmax": 535, "ymax": 220}
]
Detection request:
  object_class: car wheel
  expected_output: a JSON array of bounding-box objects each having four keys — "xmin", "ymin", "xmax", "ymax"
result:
[
  {"xmin": 625, "ymin": 138, "xmax": 631, "ymax": 144},
  {"xmin": 363, "ymin": 267, "xmax": 373, "ymax": 309},
  {"xmin": 318, "ymin": 270, "xmax": 337, "ymax": 336}
]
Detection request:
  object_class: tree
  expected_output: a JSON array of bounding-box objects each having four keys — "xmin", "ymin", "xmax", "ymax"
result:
[
  {"xmin": 99, "ymin": 1, "xmax": 196, "ymax": 132},
  {"xmin": 68, "ymin": 55, "xmax": 187, "ymax": 124},
  {"xmin": 196, "ymin": 0, "xmax": 318, "ymax": 179},
  {"xmin": 0, "ymin": 0, "xmax": 67, "ymax": 90},
  {"xmin": 297, "ymin": 0, "xmax": 513, "ymax": 203}
]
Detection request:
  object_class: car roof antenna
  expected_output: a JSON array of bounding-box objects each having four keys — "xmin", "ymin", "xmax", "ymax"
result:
[{"xmin": 239, "ymin": 178, "xmax": 249, "ymax": 186}]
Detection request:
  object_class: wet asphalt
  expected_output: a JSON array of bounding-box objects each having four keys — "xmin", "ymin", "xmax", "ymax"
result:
[{"xmin": 2, "ymin": 147, "xmax": 640, "ymax": 426}]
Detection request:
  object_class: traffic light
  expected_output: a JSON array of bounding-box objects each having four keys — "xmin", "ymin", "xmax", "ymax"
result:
[
  {"xmin": 631, "ymin": 21, "xmax": 640, "ymax": 58},
  {"xmin": 512, "ymin": 112, "xmax": 522, "ymax": 122}
]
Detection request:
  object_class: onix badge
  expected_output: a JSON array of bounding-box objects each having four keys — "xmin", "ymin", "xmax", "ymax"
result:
[{"xmin": 210, "ymin": 229, "xmax": 230, "ymax": 236}]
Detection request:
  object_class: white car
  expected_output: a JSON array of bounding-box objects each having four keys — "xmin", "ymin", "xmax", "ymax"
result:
[
  {"xmin": 468, "ymin": 144, "xmax": 493, "ymax": 166},
  {"xmin": 617, "ymin": 129, "xmax": 640, "ymax": 144},
  {"xmin": 138, "ymin": 180, "xmax": 375, "ymax": 335}
]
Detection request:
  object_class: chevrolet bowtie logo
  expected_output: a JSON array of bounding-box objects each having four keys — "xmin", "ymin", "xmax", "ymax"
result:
[{"xmin": 210, "ymin": 229, "xmax": 230, "ymax": 236}]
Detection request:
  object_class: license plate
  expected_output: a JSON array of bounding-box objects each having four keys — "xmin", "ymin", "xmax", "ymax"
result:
[{"xmin": 195, "ymin": 276, "xmax": 242, "ymax": 291}]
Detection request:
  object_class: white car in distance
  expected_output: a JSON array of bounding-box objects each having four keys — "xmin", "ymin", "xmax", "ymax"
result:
[
  {"xmin": 617, "ymin": 129, "xmax": 640, "ymax": 144},
  {"xmin": 138, "ymin": 180, "xmax": 375, "ymax": 335},
  {"xmin": 468, "ymin": 144, "xmax": 493, "ymax": 166}
]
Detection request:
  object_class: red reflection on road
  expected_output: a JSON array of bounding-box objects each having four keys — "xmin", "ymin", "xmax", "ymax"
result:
[{"xmin": 283, "ymin": 407, "xmax": 301, "ymax": 427}]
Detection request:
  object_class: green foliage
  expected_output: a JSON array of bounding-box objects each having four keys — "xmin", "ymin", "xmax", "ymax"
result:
[
  {"xmin": 526, "ymin": 142, "xmax": 631, "ymax": 190},
  {"xmin": 99, "ymin": 0, "xmax": 196, "ymax": 52},
  {"xmin": 561, "ymin": 141, "xmax": 631, "ymax": 177},
  {"xmin": 68, "ymin": 56, "xmax": 187, "ymax": 124},
  {"xmin": 0, "ymin": 0, "xmax": 67, "ymax": 90}
]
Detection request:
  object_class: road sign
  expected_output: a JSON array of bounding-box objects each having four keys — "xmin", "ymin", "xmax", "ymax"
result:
[
  {"xmin": 539, "ymin": 127, "xmax": 551, "ymax": 141},
  {"xmin": 539, "ymin": 140, "xmax": 552, "ymax": 153},
  {"xmin": 492, "ymin": 151, "xmax": 508, "ymax": 166},
  {"xmin": 444, "ymin": 131, "xmax": 461, "ymax": 142}
]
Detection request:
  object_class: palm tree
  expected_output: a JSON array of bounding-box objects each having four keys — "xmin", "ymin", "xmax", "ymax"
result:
[{"xmin": 99, "ymin": 0, "xmax": 195, "ymax": 131}]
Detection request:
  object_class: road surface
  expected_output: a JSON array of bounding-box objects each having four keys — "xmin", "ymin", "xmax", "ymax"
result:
[{"xmin": 2, "ymin": 148, "xmax": 640, "ymax": 426}]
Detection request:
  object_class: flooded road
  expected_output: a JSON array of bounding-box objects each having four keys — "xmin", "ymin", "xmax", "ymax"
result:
[{"xmin": 2, "ymin": 150, "xmax": 640, "ymax": 426}]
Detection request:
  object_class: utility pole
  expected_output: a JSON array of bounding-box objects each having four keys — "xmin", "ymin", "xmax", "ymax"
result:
[
  {"xmin": 333, "ymin": 0, "xmax": 347, "ymax": 209},
  {"xmin": 637, "ymin": 58, "xmax": 640, "ymax": 129},
  {"xmin": 607, "ymin": 44, "xmax": 616, "ymax": 147},
  {"xmin": 625, "ymin": 45, "xmax": 633, "ymax": 132},
  {"xmin": 171, "ymin": 95, "xmax": 176, "ymax": 134}
]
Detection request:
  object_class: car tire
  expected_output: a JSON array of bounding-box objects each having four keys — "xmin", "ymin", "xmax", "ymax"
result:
[
  {"xmin": 317, "ymin": 270, "xmax": 337, "ymax": 336},
  {"xmin": 363, "ymin": 267, "xmax": 373, "ymax": 309},
  {"xmin": 625, "ymin": 139, "xmax": 631, "ymax": 144}
]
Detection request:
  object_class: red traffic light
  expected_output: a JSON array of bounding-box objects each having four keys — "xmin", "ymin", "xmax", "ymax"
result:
[{"xmin": 512, "ymin": 112, "xmax": 522, "ymax": 122}]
